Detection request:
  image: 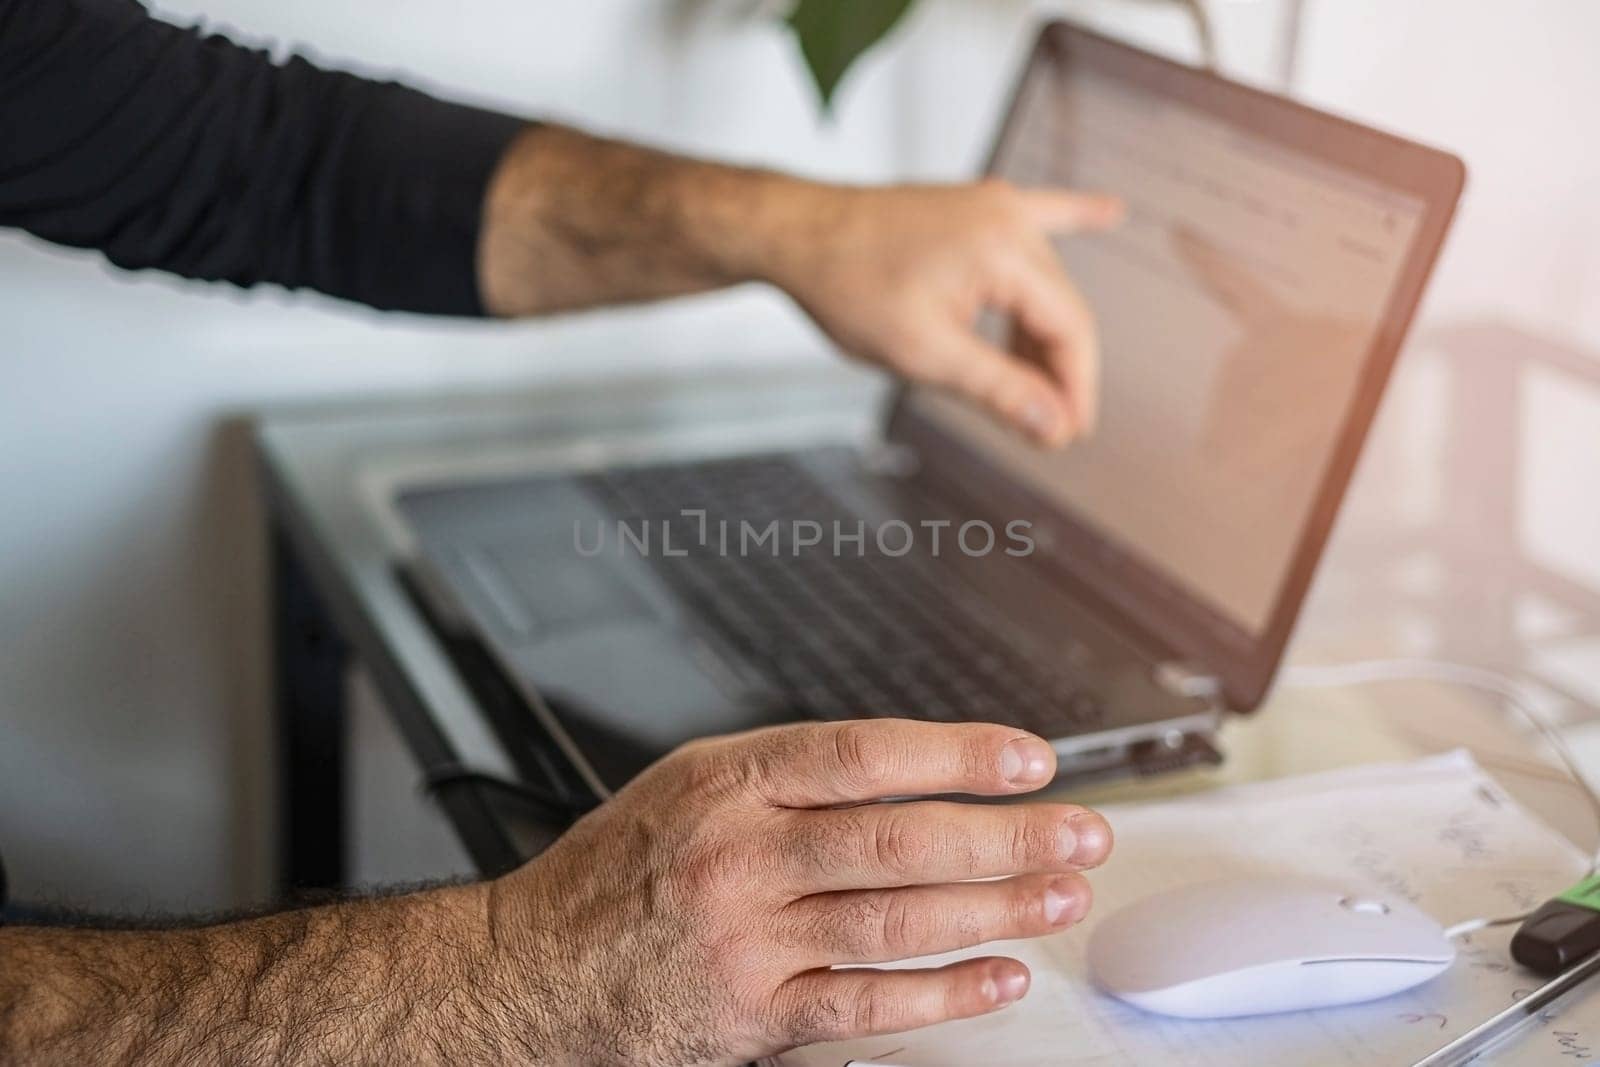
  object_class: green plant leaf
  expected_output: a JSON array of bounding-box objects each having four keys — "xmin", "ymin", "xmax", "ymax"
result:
[{"xmin": 786, "ymin": 0, "xmax": 918, "ymax": 111}]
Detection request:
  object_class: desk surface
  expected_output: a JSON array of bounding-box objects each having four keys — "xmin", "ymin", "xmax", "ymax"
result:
[{"xmin": 255, "ymin": 366, "xmax": 1600, "ymax": 1063}]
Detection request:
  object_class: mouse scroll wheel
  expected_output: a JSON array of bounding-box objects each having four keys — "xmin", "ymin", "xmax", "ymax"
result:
[{"xmin": 1338, "ymin": 896, "xmax": 1391, "ymax": 915}]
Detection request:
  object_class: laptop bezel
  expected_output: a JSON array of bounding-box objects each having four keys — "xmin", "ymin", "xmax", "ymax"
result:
[{"xmin": 884, "ymin": 20, "xmax": 1466, "ymax": 711}]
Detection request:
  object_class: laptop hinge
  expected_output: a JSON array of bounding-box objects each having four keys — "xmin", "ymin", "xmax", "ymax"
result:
[{"xmin": 1154, "ymin": 662, "xmax": 1224, "ymax": 702}]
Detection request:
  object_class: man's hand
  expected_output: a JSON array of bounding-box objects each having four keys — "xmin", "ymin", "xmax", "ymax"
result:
[
  {"xmin": 763, "ymin": 181, "xmax": 1123, "ymax": 446},
  {"xmin": 479, "ymin": 126, "xmax": 1121, "ymax": 446},
  {"xmin": 490, "ymin": 719, "xmax": 1112, "ymax": 1066},
  {"xmin": 0, "ymin": 720, "xmax": 1107, "ymax": 1065}
]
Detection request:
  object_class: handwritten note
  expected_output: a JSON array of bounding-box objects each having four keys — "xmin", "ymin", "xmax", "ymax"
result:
[{"xmin": 766, "ymin": 752, "xmax": 1593, "ymax": 1067}]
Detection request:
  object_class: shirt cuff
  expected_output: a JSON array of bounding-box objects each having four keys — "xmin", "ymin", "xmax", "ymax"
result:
[{"xmin": 326, "ymin": 83, "xmax": 527, "ymax": 317}]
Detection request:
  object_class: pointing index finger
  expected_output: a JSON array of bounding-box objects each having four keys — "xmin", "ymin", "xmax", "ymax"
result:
[{"xmin": 1015, "ymin": 188, "xmax": 1126, "ymax": 234}]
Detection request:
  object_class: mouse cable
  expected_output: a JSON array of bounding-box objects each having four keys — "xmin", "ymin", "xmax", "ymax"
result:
[
  {"xmin": 1280, "ymin": 657, "xmax": 1600, "ymax": 941},
  {"xmin": 1169, "ymin": 0, "xmax": 1219, "ymax": 71}
]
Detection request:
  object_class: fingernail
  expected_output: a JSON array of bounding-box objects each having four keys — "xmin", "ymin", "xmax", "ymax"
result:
[
  {"xmin": 1043, "ymin": 886, "xmax": 1070, "ymax": 924},
  {"xmin": 1068, "ymin": 811, "xmax": 1113, "ymax": 867},
  {"xmin": 994, "ymin": 967, "xmax": 1030, "ymax": 1004},
  {"xmin": 1022, "ymin": 399, "xmax": 1062, "ymax": 441},
  {"xmin": 1057, "ymin": 819, "xmax": 1077, "ymax": 861},
  {"xmin": 1044, "ymin": 883, "xmax": 1072, "ymax": 925},
  {"xmin": 1045, "ymin": 879, "xmax": 1089, "ymax": 925},
  {"xmin": 1000, "ymin": 738, "xmax": 1053, "ymax": 785}
]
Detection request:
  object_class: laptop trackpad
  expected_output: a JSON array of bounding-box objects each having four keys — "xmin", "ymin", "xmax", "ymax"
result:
[
  {"xmin": 467, "ymin": 540, "xmax": 660, "ymax": 636},
  {"xmin": 510, "ymin": 623, "xmax": 792, "ymax": 787}
]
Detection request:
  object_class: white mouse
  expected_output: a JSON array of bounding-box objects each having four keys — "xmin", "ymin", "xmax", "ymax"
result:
[{"xmin": 1086, "ymin": 877, "xmax": 1456, "ymax": 1018}]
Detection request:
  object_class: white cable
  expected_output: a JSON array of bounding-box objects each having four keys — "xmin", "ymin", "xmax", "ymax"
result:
[
  {"xmin": 1280, "ymin": 658, "xmax": 1600, "ymax": 940},
  {"xmin": 1169, "ymin": 0, "xmax": 1220, "ymax": 71},
  {"xmin": 1276, "ymin": 0, "xmax": 1308, "ymax": 89}
]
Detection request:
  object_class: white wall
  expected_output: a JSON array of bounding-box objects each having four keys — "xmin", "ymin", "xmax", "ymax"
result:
[
  {"xmin": 18, "ymin": 0, "xmax": 1582, "ymax": 914},
  {"xmin": 1297, "ymin": 1, "xmax": 1600, "ymax": 342}
]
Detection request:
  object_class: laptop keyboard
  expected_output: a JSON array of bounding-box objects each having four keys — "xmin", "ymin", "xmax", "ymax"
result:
[{"xmin": 580, "ymin": 455, "xmax": 1105, "ymax": 735}]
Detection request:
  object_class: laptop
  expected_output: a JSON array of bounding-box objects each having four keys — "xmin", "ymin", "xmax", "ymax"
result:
[{"xmin": 399, "ymin": 21, "xmax": 1465, "ymax": 799}]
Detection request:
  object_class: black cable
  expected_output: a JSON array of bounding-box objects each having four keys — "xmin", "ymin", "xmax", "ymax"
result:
[{"xmin": 419, "ymin": 765, "xmax": 596, "ymax": 827}]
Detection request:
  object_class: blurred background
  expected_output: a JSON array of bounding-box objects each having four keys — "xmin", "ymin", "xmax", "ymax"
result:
[{"xmin": 2, "ymin": 0, "xmax": 1597, "ymax": 914}]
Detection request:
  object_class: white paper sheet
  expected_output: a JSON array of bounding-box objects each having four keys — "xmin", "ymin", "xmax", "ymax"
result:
[{"xmin": 768, "ymin": 752, "xmax": 1596, "ymax": 1067}]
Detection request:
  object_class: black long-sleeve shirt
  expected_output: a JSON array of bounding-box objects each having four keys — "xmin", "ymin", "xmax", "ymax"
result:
[{"xmin": 0, "ymin": 0, "xmax": 526, "ymax": 315}]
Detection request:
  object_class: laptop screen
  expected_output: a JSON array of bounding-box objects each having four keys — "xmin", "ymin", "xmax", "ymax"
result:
[{"xmin": 903, "ymin": 32, "xmax": 1430, "ymax": 643}]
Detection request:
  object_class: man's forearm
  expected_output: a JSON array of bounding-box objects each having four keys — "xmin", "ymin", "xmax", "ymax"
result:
[
  {"xmin": 0, "ymin": 883, "xmax": 538, "ymax": 1063},
  {"xmin": 477, "ymin": 124, "xmax": 834, "ymax": 317}
]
